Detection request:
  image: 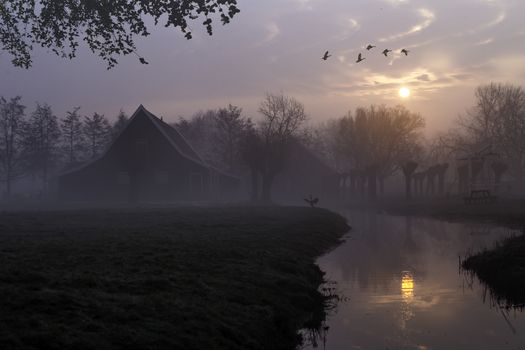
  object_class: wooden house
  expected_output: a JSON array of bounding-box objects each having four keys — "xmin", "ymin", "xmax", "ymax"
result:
[{"xmin": 58, "ymin": 105, "xmax": 239, "ymax": 202}]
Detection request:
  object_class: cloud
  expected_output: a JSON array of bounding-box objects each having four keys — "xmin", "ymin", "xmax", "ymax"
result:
[
  {"xmin": 333, "ymin": 17, "xmax": 361, "ymax": 41},
  {"xmin": 382, "ymin": 0, "xmax": 410, "ymax": 6},
  {"xmin": 2, "ymin": 0, "xmax": 525, "ymax": 133},
  {"xmin": 451, "ymin": 73, "xmax": 471, "ymax": 81},
  {"xmin": 289, "ymin": 0, "xmax": 314, "ymax": 11},
  {"xmin": 474, "ymin": 38, "xmax": 494, "ymax": 46},
  {"xmin": 263, "ymin": 22, "xmax": 280, "ymax": 44},
  {"xmin": 465, "ymin": 11, "xmax": 506, "ymax": 35},
  {"xmin": 379, "ymin": 8, "xmax": 436, "ymax": 42}
]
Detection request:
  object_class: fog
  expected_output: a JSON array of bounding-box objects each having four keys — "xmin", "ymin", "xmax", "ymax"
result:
[{"xmin": 1, "ymin": 1, "xmax": 525, "ymax": 350}]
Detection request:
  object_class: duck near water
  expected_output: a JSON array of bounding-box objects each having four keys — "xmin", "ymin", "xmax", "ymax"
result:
[{"xmin": 304, "ymin": 194, "xmax": 319, "ymax": 208}]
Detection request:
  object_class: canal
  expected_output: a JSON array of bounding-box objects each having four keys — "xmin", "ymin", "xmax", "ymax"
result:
[{"xmin": 303, "ymin": 210, "xmax": 525, "ymax": 350}]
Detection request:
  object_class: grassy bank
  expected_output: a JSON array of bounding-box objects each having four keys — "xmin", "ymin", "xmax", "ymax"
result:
[
  {"xmin": 0, "ymin": 206, "xmax": 349, "ymax": 350},
  {"xmin": 462, "ymin": 234, "xmax": 525, "ymax": 307},
  {"xmin": 347, "ymin": 197, "xmax": 525, "ymax": 228}
]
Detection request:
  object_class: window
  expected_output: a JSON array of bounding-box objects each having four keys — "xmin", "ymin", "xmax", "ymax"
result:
[
  {"xmin": 155, "ymin": 171, "xmax": 169, "ymax": 185},
  {"xmin": 116, "ymin": 171, "xmax": 130, "ymax": 185}
]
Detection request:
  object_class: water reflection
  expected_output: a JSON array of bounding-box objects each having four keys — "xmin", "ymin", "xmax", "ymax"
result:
[
  {"xmin": 401, "ymin": 271, "xmax": 414, "ymax": 300},
  {"xmin": 302, "ymin": 210, "xmax": 525, "ymax": 350}
]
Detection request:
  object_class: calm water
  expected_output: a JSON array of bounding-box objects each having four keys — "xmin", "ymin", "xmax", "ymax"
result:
[{"xmin": 303, "ymin": 210, "xmax": 525, "ymax": 350}]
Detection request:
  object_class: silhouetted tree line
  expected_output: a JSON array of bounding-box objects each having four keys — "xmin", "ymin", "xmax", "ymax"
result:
[
  {"xmin": 13, "ymin": 85, "xmax": 521, "ymax": 202},
  {"xmin": 423, "ymin": 83, "xmax": 524, "ymax": 195},
  {"xmin": 304, "ymin": 105, "xmax": 424, "ymax": 199},
  {"xmin": 175, "ymin": 94, "xmax": 308, "ymax": 203},
  {"xmin": 176, "ymin": 94, "xmax": 426, "ymax": 202},
  {"xmin": 0, "ymin": 96, "xmax": 128, "ymax": 197}
]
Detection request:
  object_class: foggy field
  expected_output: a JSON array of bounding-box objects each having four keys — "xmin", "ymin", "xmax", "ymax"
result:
[{"xmin": 0, "ymin": 206, "xmax": 348, "ymax": 350}]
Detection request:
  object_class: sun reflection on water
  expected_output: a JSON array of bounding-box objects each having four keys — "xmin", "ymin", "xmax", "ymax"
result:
[
  {"xmin": 400, "ymin": 271, "xmax": 415, "ymax": 330},
  {"xmin": 401, "ymin": 271, "xmax": 415, "ymax": 300}
]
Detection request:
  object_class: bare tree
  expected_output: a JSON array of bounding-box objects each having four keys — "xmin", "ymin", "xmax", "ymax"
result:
[
  {"xmin": 459, "ymin": 83, "xmax": 525, "ymax": 177},
  {"xmin": 326, "ymin": 105, "xmax": 424, "ymax": 197},
  {"xmin": 61, "ymin": 107, "xmax": 85, "ymax": 166},
  {"xmin": 0, "ymin": 96, "xmax": 26, "ymax": 197},
  {"xmin": 256, "ymin": 93, "xmax": 308, "ymax": 202},
  {"xmin": 22, "ymin": 103, "xmax": 61, "ymax": 192},
  {"xmin": 402, "ymin": 161, "xmax": 418, "ymax": 199},
  {"xmin": 241, "ymin": 126, "xmax": 264, "ymax": 202},
  {"xmin": 301, "ymin": 120, "xmax": 345, "ymax": 172},
  {"xmin": 83, "ymin": 113, "xmax": 111, "ymax": 158},
  {"xmin": 174, "ymin": 110, "xmax": 218, "ymax": 166},
  {"xmin": 111, "ymin": 109, "xmax": 129, "ymax": 141},
  {"xmin": 214, "ymin": 104, "xmax": 253, "ymax": 173}
]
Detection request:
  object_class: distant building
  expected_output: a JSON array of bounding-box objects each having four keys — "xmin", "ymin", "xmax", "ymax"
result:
[
  {"xmin": 58, "ymin": 105, "xmax": 239, "ymax": 202},
  {"xmin": 272, "ymin": 140, "xmax": 339, "ymax": 204}
]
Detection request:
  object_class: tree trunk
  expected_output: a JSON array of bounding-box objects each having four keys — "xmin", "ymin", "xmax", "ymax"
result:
[
  {"xmin": 405, "ymin": 175, "xmax": 412, "ymax": 200},
  {"xmin": 250, "ymin": 167, "xmax": 259, "ymax": 203},
  {"xmin": 366, "ymin": 167, "xmax": 377, "ymax": 200},
  {"xmin": 350, "ymin": 172, "xmax": 356, "ymax": 195},
  {"xmin": 402, "ymin": 162, "xmax": 418, "ymax": 200},
  {"xmin": 43, "ymin": 161, "xmax": 48, "ymax": 195},
  {"xmin": 437, "ymin": 173, "xmax": 445, "ymax": 196},
  {"xmin": 378, "ymin": 176, "xmax": 385, "ymax": 196},
  {"xmin": 261, "ymin": 172, "xmax": 274, "ymax": 204},
  {"xmin": 6, "ymin": 163, "xmax": 11, "ymax": 198}
]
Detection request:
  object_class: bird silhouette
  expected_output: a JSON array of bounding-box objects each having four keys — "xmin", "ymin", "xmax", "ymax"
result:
[
  {"xmin": 382, "ymin": 49, "xmax": 392, "ymax": 57},
  {"xmin": 304, "ymin": 194, "xmax": 319, "ymax": 208},
  {"xmin": 401, "ymin": 49, "xmax": 410, "ymax": 56},
  {"xmin": 356, "ymin": 53, "xmax": 365, "ymax": 63},
  {"xmin": 322, "ymin": 51, "xmax": 331, "ymax": 60},
  {"xmin": 139, "ymin": 57, "xmax": 149, "ymax": 65},
  {"xmin": 366, "ymin": 44, "xmax": 376, "ymax": 50}
]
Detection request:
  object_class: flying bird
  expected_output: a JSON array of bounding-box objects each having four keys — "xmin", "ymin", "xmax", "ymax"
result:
[
  {"xmin": 382, "ymin": 49, "xmax": 392, "ymax": 57},
  {"xmin": 366, "ymin": 44, "xmax": 376, "ymax": 50},
  {"xmin": 321, "ymin": 51, "xmax": 331, "ymax": 61},
  {"xmin": 401, "ymin": 49, "xmax": 410, "ymax": 56},
  {"xmin": 139, "ymin": 57, "xmax": 149, "ymax": 65},
  {"xmin": 356, "ymin": 53, "xmax": 365, "ymax": 63}
]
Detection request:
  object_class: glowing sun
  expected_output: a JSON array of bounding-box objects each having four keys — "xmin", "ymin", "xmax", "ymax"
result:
[{"xmin": 399, "ymin": 87, "xmax": 411, "ymax": 98}]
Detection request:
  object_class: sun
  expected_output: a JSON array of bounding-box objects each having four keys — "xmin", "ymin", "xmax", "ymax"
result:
[{"xmin": 399, "ymin": 87, "xmax": 411, "ymax": 98}]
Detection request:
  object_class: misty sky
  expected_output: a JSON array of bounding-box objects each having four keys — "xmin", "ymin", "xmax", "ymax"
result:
[{"xmin": 1, "ymin": 0, "xmax": 524, "ymax": 136}]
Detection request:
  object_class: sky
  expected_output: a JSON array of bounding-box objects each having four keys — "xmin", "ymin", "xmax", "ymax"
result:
[{"xmin": 1, "ymin": 0, "xmax": 524, "ymax": 136}]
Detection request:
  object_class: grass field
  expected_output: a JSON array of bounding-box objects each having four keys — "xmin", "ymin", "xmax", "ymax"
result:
[{"xmin": 0, "ymin": 206, "xmax": 349, "ymax": 350}]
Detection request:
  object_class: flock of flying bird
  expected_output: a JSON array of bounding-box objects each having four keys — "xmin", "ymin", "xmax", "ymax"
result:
[{"xmin": 322, "ymin": 44, "xmax": 410, "ymax": 63}]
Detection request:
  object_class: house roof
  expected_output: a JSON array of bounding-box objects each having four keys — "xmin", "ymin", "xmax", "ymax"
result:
[
  {"xmin": 139, "ymin": 105, "xmax": 204, "ymax": 165},
  {"xmin": 59, "ymin": 105, "xmax": 238, "ymax": 180}
]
